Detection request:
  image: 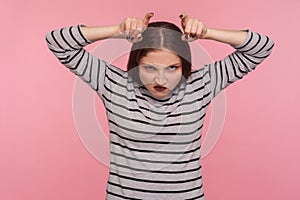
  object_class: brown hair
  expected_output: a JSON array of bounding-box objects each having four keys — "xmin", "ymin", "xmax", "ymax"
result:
[{"xmin": 126, "ymin": 21, "xmax": 191, "ymax": 84}]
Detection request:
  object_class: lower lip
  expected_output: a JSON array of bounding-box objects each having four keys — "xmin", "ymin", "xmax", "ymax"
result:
[{"xmin": 154, "ymin": 86, "xmax": 167, "ymax": 92}]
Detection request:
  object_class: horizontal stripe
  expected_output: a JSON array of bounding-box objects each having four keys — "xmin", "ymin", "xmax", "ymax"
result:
[
  {"xmin": 266, "ymin": 43, "xmax": 275, "ymax": 52},
  {"xmin": 242, "ymin": 33, "xmax": 261, "ymax": 53},
  {"xmin": 110, "ymin": 171, "xmax": 202, "ymax": 184},
  {"xmin": 111, "ymin": 151, "xmax": 200, "ymax": 164},
  {"xmin": 76, "ymin": 25, "xmax": 91, "ymax": 44},
  {"xmin": 108, "ymin": 180, "xmax": 203, "ymax": 194},
  {"xmin": 60, "ymin": 48, "xmax": 83, "ymax": 66},
  {"xmin": 235, "ymin": 31, "xmax": 253, "ymax": 50},
  {"xmin": 74, "ymin": 52, "xmax": 90, "ymax": 76},
  {"xmin": 47, "ymin": 47, "xmax": 65, "ymax": 54},
  {"xmin": 240, "ymin": 53, "xmax": 261, "ymax": 65},
  {"xmin": 228, "ymin": 55, "xmax": 244, "ymax": 79},
  {"xmin": 107, "ymin": 106, "xmax": 206, "ymax": 127},
  {"xmin": 185, "ymin": 193, "xmax": 205, "ymax": 200},
  {"xmin": 50, "ymin": 30, "xmax": 64, "ymax": 50},
  {"xmin": 106, "ymin": 190, "xmax": 142, "ymax": 200},
  {"xmin": 69, "ymin": 26, "xmax": 83, "ymax": 47},
  {"xmin": 102, "ymin": 89, "xmax": 211, "ymax": 117},
  {"xmin": 46, "ymin": 25, "xmax": 274, "ymax": 200},
  {"xmin": 189, "ymin": 68, "xmax": 208, "ymax": 84},
  {"xmin": 109, "ymin": 119, "xmax": 203, "ymax": 135},
  {"xmin": 110, "ymin": 130, "xmax": 202, "ymax": 145},
  {"xmin": 253, "ymin": 37, "xmax": 269, "ymax": 54},
  {"xmin": 60, "ymin": 28, "xmax": 77, "ymax": 50},
  {"xmin": 110, "ymin": 161, "xmax": 202, "ymax": 174},
  {"xmin": 111, "ymin": 141, "xmax": 200, "ymax": 154},
  {"xmin": 103, "ymin": 67, "xmax": 211, "ymax": 104}
]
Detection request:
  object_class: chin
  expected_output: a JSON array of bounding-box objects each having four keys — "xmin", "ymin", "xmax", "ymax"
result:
[{"xmin": 150, "ymin": 90, "xmax": 171, "ymax": 99}]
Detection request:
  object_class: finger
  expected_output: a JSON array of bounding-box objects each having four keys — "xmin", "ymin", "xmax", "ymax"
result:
[
  {"xmin": 135, "ymin": 20, "xmax": 144, "ymax": 34},
  {"xmin": 125, "ymin": 18, "xmax": 132, "ymax": 30},
  {"xmin": 126, "ymin": 20, "xmax": 143, "ymax": 42},
  {"xmin": 130, "ymin": 19, "xmax": 141, "ymax": 38},
  {"xmin": 143, "ymin": 12, "xmax": 154, "ymax": 28},
  {"xmin": 196, "ymin": 26, "xmax": 203, "ymax": 39},
  {"xmin": 124, "ymin": 20, "xmax": 131, "ymax": 39},
  {"xmin": 179, "ymin": 13, "xmax": 188, "ymax": 29},
  {"xmin": 130, "ymin": 20, "xmax": 137, "ymax": 31},
  {"xmin": 190, "ymin": 20, "xmax": 199, "ymax": 37},
  {"xmin": 131, "ymin": 29, "xmax": 141, "ymax": 40},
  {"xmin": 130, "ymin": 20, "xmax": 143, "ymax": 40},
  {"xmin": 184, "ymin": 18, "xmax": 194, "ymax": 35},
  {"xmin": 119, "ymin": 21, "xmax": 126, "ymax": 33},
  {"xmin": 129, "ymin": 34, "xmax": 143, "ymax": 43},
  {"xmin": 196, "ymin": 22, "xmax": 207, "ymax": 39},
  {"xmin": 127, "ymin": 29, "xmax": 143, "ymax": 43},
  {"xmin": 181, "ymin": 34, "xmax": 197, "ymax": 42}
]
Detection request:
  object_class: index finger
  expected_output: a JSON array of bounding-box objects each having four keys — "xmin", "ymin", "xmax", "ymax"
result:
[
  {"xmin": 179, "ymin": 13, "xmax": 189, "ymax": 28},
  {"xmin": 143, "ymin": 12, "xmax": 154, "ymax": 27}
]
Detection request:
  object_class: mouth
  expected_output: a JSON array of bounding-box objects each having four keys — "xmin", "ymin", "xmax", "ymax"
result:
[{"xmin": 153, "ymin": 86, "xmax": 167, "ymax": 92}]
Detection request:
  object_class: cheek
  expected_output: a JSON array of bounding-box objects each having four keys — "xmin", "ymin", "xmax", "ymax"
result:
[
  {"xmin": 168, "ymin": 71, "xmax": 183, "ymax": 84},
  {"xmin": 139, "ymin": 70, "xmax": 155, "ymax": 85}
]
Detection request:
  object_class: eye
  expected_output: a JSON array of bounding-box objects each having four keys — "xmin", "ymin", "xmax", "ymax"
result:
[
  {"xmin": 168, "ymin": 65, "xmax": 180, "ymax": 71},
  {"xmin": 144, "ymin": 65, "xmax": 156, "ymax": 71}
]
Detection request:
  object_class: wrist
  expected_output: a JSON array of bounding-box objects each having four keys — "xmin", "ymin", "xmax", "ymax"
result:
[{"xmin": 202, "ymin": 27, "xmax": 214, "ymax": 40}]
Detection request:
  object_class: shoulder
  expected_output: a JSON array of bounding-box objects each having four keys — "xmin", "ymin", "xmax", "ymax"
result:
[{"xmin": 188, "ymin": 66, "xmax": 211, "ymax": 84}]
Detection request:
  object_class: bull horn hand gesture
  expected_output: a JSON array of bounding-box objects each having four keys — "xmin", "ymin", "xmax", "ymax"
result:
[
  {"xmin": 179, "ymin": 13, "xmax": 208, "ymax": 42},
  {"xmin": 118, "ymin": 12, "xmax": 154, "ymax": 43}
]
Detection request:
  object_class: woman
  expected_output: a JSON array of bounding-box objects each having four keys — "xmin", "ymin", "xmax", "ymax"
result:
[{"xmin": 46, "ymin": 12, "xmax": 274, "ymax": 200}]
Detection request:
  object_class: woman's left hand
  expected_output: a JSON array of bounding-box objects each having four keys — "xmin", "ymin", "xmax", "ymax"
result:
[{"xmin": 179, "ymin": 13, "xmax": 208, "ymax": 41}]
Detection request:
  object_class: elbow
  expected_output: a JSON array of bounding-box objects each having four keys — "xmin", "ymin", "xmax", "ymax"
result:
[
  {"xmin": 45, "ymin": 32, "xmax": 52, "ymax": 48},
  {"xmin": 267, "ymin": 37, "xmax": 275, "ymax": 53},
  {"xmin": 258, "ymin": 36, "xmax": 275, "ymax": 58},
  {"xmin": 45, "ymin": 31, "xmax": 56, "ymax": 50}
]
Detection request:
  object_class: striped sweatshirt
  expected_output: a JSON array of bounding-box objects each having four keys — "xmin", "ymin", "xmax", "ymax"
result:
[{"xmin": 46, "ymin": 25, "xmax": 274, "ymax": 200}]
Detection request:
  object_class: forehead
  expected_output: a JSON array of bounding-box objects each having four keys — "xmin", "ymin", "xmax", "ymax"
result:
[{"xmin": 139, "ymin": 50, "xmax": 181, "ymax": 66}]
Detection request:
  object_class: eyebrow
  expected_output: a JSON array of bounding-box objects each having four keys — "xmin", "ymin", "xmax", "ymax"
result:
[
  {"xmin": 168, "ymin": 63, "xmax": 182, "ymax": 66},
  {"xmin": 141, "ymin": 63, "xmax": 182, "ymax": 67}
]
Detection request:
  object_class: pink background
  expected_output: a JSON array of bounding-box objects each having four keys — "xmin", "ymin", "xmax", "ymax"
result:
[{"xmin": 1, "ymin": 0, "xmax": 299, "ymax": 199}]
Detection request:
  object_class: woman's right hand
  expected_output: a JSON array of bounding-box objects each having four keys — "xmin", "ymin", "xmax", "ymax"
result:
[{"xmin": 118, "ymin": 12, "xmax": 154, "ymax": 42}]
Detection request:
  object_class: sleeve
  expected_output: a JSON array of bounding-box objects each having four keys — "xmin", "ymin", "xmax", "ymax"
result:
[
  {"xmin": 45, "ymin": 25, "xmax": 113, "ymax": 97},
  {"xmin": 205, "ymin": 30, "xmax": 275, "ymax": 99}
]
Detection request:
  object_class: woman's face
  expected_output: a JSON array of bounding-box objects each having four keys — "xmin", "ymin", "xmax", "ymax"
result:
[{"xmin": 138, "ymin": 50, "xmax": 183, "ymax": 99}]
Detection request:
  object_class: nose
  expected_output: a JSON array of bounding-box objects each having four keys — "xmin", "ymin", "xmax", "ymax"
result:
[{"xmin": 154, "ymin": 72, "xmax": 167, "ymax": 85}]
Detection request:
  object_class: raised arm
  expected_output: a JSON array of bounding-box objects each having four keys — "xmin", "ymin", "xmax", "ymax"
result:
[
  {"xmin": 80, "ymin": 12, "xmax": 154, "ymax": 42},
  {"xmin": 180, "ymin": 13, "xmax": 248, "ymax": 46},
  {"xmin": 180, "ymin": 13, "xmax": 275, "ymax": 98},
  {"xmin": 45, "ymin": 13, "xmax": 154, "ymax": 93},
  {"xmin": 45, "ymin": 24, "xmax": 102, "ymax": 91}
]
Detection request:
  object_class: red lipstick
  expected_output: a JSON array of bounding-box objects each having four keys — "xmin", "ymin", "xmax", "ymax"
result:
[{"xmin": 154, "ymin": 86, "xmax": 167, "ymax": 92}]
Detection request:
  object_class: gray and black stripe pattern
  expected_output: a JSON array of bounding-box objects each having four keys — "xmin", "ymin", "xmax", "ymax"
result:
[{"xmin": 46, "ymin": 25, "xmax": 274, "ymax": 200}]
